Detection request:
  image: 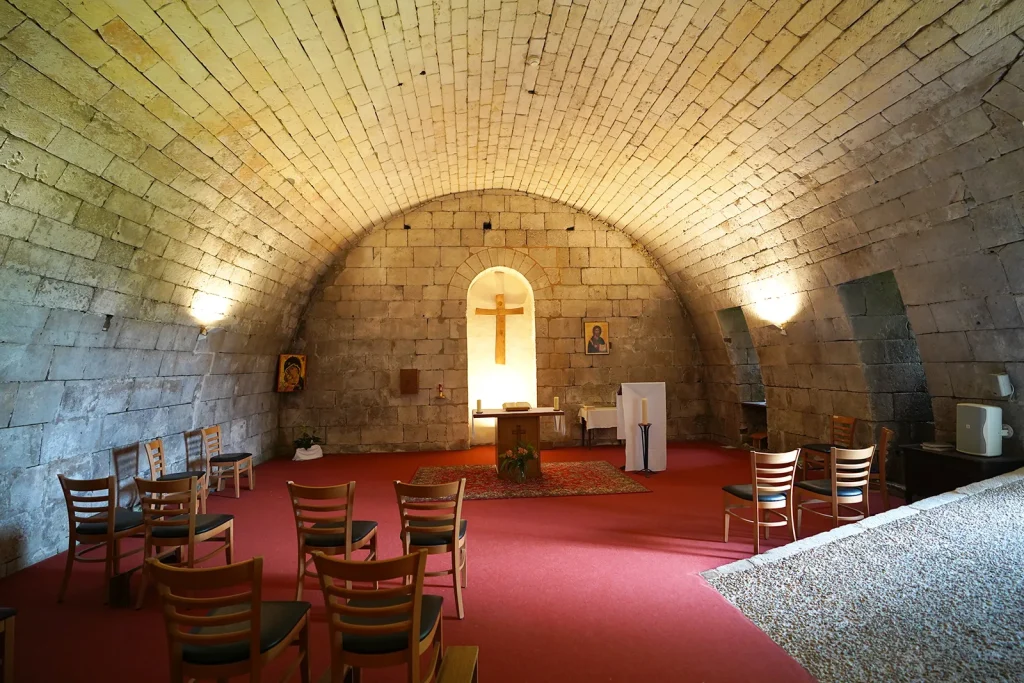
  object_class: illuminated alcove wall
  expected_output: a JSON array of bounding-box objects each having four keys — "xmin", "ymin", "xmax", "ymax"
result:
[{"xmin": 467, "ymin": 267, "xmax": 538, "ymax": 445}]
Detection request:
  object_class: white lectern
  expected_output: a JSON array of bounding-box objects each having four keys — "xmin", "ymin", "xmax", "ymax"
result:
[{"xmin": 618, "ymin": 382, "xmax": 666, "ymax": 472}]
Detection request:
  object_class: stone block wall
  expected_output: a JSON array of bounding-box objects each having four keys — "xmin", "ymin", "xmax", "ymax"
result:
[
  {"xmin": 680, "ymin": 55, "xmax": 1024, "ymax": 458},
  {"xmin": 0, "ymin": 9, "xmax": 341, "ymax": 574},
  {"xmin": 283, "ymin": 190, "xmax": 708, "ymax": 453}
]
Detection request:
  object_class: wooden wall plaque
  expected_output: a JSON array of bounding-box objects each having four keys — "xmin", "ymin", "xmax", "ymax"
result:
[{"xmin": 399, "ymin": 369, "xmax": 419, "ymax": 395}]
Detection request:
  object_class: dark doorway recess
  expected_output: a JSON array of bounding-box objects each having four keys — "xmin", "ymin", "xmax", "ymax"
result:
[{"xmin": 836, "ymin": 271, "xmax": 934, "ymax": 487}]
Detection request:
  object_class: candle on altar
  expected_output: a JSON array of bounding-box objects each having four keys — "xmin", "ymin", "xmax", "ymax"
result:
[
  {"xmin": 641, "ymin": 397, "xmax": 649, "ymax": 424},
  {"xmin": 553, "ymin": 396, "xmax": 560, "ymax": 410},
  {"xmin": 476, "ymin": 399, "xmax": 482, "ymax": 412}
]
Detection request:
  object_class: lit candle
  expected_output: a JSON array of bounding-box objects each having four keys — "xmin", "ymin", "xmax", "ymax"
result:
[
  {"xmin": 553, "ymin": 396, "xmax": 559, "ymax": 410},
  {"xmin": 476, "ymin": 399, "xmax": 482, "ymax": 412},
  {"xmin": 641, "ymin": 397, "xmax": 649, "ymax": 424}
]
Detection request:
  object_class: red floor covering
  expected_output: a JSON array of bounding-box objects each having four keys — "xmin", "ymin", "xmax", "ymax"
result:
[{"xmin": 0, "ymin": 442, "xmax": 896, "ymax": 682}]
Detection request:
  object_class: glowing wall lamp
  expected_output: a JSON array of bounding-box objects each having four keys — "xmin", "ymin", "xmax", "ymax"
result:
[
  {"xmin": 190, "ymin": 292, "xmax": 229, "ymax": 335},
  {"xmin": 746, "ymin": 278, "xmax": 801, "ymax": 335}
]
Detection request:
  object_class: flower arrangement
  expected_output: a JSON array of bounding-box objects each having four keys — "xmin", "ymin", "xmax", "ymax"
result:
[
  {"xmin": 293, "ymin": 427, "xmax": 323, "ymax": 450},
  {"xmin": 498, "ymin": 443, "xmax": 538, "ymax": 483}
]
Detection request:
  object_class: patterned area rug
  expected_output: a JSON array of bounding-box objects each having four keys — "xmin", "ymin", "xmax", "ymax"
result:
[{"xmin": 410, "ymin": 460, "xmax": 650, "ymax": 500}]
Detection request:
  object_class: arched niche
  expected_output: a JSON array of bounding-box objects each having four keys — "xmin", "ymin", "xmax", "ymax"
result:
[{"xmin": 467, "ymin": 266, "xmax": 537, "ymax": 444}]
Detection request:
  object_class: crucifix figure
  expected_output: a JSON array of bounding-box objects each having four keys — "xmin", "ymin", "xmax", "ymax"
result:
[{"xmin": 476, "ymin": 293, "xmax": 524, "ymax": 364}]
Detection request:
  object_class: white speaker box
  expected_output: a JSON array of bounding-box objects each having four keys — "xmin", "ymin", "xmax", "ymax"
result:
[{"xmin": 957, "ymin": 403, "xmax": 1007, "ymax": 456}]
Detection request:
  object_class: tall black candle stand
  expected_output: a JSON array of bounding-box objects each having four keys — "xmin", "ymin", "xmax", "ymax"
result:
[{"xmin": 637, "ymin": 422, "xmax": 655, "ymax": 477}]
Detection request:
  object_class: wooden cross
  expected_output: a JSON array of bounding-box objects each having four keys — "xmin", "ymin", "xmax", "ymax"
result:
[
  {"xmin": 512, "ymin": 425, "xmax": 528, "ymax": 440},
  {"xmin": 475, "ymin": 293, "xmax": 524, "ymax": 365}
]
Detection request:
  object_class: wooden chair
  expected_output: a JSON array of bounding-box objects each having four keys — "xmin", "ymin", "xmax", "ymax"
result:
[
  {"xmin": 57, "ymin": 474, "xmax": 144, "ymax": 603},
  {"xmin": 134, "ymin": 475, "xmax": 234, "ymax": 609},
  {"xmin": 395, "ymin": 479, "xmax": 468, "ymax": 620},
  {"xmin": 287, "ymin": 481, "xmax": 379, "ymax": 600},
  {"xmin": 0, "ymin": 608, "xmax": 15, "ymax": 683},
  {"xmin": 722, "ymin": 449, "xmax": 800, "ymax": 554},
  {"xmin": 145, "ymin": 437, "xmax": 209, "ymax": 514},
  {"xmin": 148, "ymin": 556, "xmax": 311, "ymax": 683},
  {"xmin": 748, "ymin": 431, "xmax": 768, "ymax": 450},
  {"xmin": 800, "ymin": 415, "xmax": 857, "ymax": 480},
  {"xmin": 201, "ymin": 425, "xmax": 255, "ymax": 499},
  {"xmin": 313, "ymin": 549, "xmax": 443, "ymax": 683},
  {"xmin": 796, "ymin": 445, "xmax": 875, "ymax": 535},
  {"xmin": 439, "ymin": 646, "xmax": 479, "ymax": 683},
  {"xmin": 872, "ymin": 427, "xmax": 894, "ymax": 511}
]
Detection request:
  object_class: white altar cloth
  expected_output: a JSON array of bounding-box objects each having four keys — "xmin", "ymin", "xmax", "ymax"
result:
[{"xmin": 579, "ymin": 405, "xmax": 618, "ymax": 430}]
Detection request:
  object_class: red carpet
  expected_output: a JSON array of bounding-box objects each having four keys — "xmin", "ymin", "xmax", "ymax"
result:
[
  {"xmin": 410, "ymin": 460, "xmax": 649, "ymax": 499},
  {"xmin": 0, "ymin": 443, "xmax": 891, "ymax": 682}
]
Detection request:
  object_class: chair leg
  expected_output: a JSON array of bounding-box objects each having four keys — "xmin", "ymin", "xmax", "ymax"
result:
[
  {"xmin": 462, "ymin": 539, "xmax": 468, "ymax": 589},
  {"xmin": 864, "ymin": 486, "xmax": 871, "ymax": 518},
  {"xmin": 233, "ymin": 466, "xmax": 241, "ymax": 498},
  {"xmin": 723, "ymin": 509, "xmax": 730, "ymax": 543},
  {"xmin": 134, "ymin": 552, "xmax": 149, "ymax": 610},
  {"xmin": 453, "ymin": 547, "xmax": 465, "ymax": 620},
  {"xmin": 788, "ymin": 499, "xmax": 797, "ymax": 542},
  {"xmin": 796, "ymin": 503, "xmax": 803, "ymax": 539},
  {"xmin": 103, "ymin": 538, "xmax": 115, "ymax": 604},
  {"xmin": 295, "ymin": 547, "xmax": 306, "ymax": 601},
  {"xmin": 225, "ymin": 524, "xmax": 234, "ymax": 564},
  {"xmin": 248, "ymin": 459, "xmax": 255, "ymax": 491},
  {"xmin": 831, "ymin": 497, "xmax": 840, "ymax": 529},
  {"xmin": 3, "ymin": 614, "xmax": 14, "ymax": 683},
  {"xmin": 298, "ymin": 617, "xmax": 311, "ymax": 683},
  {"xmin": 58, "ymin": 538, "xmax": 75, "ymax": 603},
  {"xmin": 753, "ymin": 513, "xmax": 760, "ymax": 555}
]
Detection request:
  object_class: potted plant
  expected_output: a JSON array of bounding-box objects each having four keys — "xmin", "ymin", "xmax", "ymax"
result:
[
  {"xmin": 498, "ymin": 443, "xmax": 537, "ymax": 483},
  {"xmin": 293, "ymin": 427, "xmax": 323, "ymax": 461}
]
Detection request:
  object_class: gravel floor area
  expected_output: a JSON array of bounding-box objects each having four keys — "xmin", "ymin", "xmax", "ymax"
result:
[{"xmin": 705, "ymin": 478, "xmax": 1024, "ymax": 683}]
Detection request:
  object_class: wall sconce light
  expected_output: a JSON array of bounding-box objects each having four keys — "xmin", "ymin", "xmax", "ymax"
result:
[
  {"xmin": 403, "ymin": 224, "xmax": 411, "ymax": 230},
  {"xmin": 566, "ymin": 225, "xmax": 574, "ymax": 231},
  {"xmin": 482, "ymin": 221, "xmax": 492, "ymax": 230},
  {"xmin": 102, "ymin": 314, "xmax": 113, "ymax": 331},
  {"xmin": 437, "ymin": 383, "xmax": 446, "ymax": 399}
]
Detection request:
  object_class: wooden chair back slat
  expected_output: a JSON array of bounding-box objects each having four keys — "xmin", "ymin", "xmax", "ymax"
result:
[
  {"xmin": 314, "ymin": 551, "xmax": 426, "ymax": 642},
  {"xmin": 831, "ymin": 415, "xmax": 857, "ymax": 448},
  {"xmin": 148, "ymin": 557, "xmax": 261, "ymax": 663},
  {"xmin": 750, "ymin": 449, "xmax": 800, "ymax": 497},
  {"xmin": 59, "ymin": 475, "xmax": 117, "ymax": 528},
  {"xmin": 287, "ymin": 481, "xmax": 354, "ymax": 540},
  {"xmin": 394, "ymin": 479, "xmax": 466, "ymax": 545},
  {"xmin": 831, "ymin": 446, "xmax": 875, "ymax": 489},
  {"xmin": 200, "ymin": 425, "xmax": 222, "ymax": 472},
  {"xmin": 144, "ymin": 438, "xmax": 168, "ymax": 480},
  {"xmin": 136, "ymin": 476, "xmax": 199, "ymax": 533}
]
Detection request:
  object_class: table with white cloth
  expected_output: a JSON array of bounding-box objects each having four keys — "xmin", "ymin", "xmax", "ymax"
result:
[{"xmin": 579, "ymin": 405, "xmax": 619, "ymax": 447}]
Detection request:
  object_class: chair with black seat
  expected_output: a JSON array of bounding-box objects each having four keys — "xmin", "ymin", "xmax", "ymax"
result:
[
  {"xmin": 800, "ymin": 415, "xmax": 856, "ymax": 480},
  {"xmin": 313, "ymin": 549, "xmax": 442, "ymax": 683},
  {"xmin": 872, "ymin": 427, "xmax": 894, "ymax": 511},
  {"xmin": 201, "ymin": 425, "xmax": 255, "ymax": 499},
  {"xmin": 145, "ymin": 437, "xmax": 209, "ymax": 514},
  {"xmin": 57, "ymin": 474, "xmax": 144, "ymax": 603},
  {"xmin": 394, "ymin": 478, "xmax": 468, "ymax": 620},
  {"xmin": 134, "ymin": 475, "xmax": 234, "ymax": 609},
  {"xmin": 148, "ymin": 556, "xmax": 311, "ymax": 683},
  {"xmin": 722, "ymin": 449, "xmax": 800, "ymax": 554},
  {"xmin": 287, "ymin": 480, "xmax": 379, "ymax": 600},
  {"xmin": 0, "ymin": 607, "xmax": 13, "ymax": 683},
  {"xmin": 796, "ymin": 445, "xmax": 876, "ymax": 536}
]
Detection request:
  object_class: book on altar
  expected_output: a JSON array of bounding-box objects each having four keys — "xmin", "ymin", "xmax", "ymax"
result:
[{"xmin": 502, "ymin": 401, "xmax": 532, "ymax": 411}]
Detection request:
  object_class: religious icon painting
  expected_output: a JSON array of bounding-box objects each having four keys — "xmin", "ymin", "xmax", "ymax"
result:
[
  {"xmin": 277, "ymin": 354, "xmax": 306, "ymax": 392},
  {"xmin": 584, "ymin": 321, "xmax": 610, "ymax": 355}
]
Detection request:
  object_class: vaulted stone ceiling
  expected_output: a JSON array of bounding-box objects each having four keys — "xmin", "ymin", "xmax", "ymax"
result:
[{"xmin": 4, "ymin": 0, "xmax": 1024, "ymax": 328}]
